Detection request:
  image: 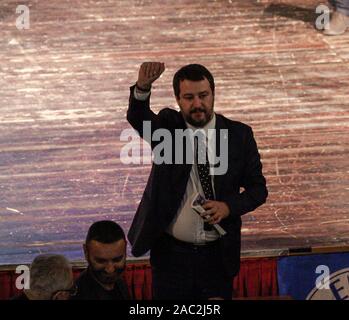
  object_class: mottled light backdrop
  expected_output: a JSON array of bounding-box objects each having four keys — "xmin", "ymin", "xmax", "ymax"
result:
[{"xmin": 0, "ymin": 0, "xmax": 348, "ymax": 265}]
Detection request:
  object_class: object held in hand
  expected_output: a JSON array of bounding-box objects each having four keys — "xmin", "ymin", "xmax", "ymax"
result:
[{"xmin": 191, "ymin": 193, "xmax": 227, "ymax": 236}]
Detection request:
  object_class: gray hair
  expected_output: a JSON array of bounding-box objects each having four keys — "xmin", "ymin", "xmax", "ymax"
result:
[{"xmin": 29, "ymin": 254, "xmax": 72, "ymax": 299}]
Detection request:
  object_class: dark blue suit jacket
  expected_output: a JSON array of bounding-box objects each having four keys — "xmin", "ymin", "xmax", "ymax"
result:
[{"xmin": 126, "ymin": 85, "xmax": 268, "ymax": 277}]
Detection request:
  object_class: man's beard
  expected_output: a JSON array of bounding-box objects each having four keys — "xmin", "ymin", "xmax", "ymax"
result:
[
  {"xmin": 88, "ymin": 262, "xmax": 125, "ymax": 285},
  {"xmin": 184, "ymin": 106, "xmax": 213, "ymax": 127},
  {"xmin": 91, "ymin": 269, "xmax": 119, "ymax": 285}
]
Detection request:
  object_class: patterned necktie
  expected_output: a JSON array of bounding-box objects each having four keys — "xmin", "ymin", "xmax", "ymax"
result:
[{"xmin": 195, "ymin": 137, "xmax": 214, "ymax": 231}]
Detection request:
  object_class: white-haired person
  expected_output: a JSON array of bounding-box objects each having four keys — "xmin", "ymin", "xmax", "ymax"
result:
[{"xmin": 11, "ymin": 254, "xmax": 76, "ymax": 300}]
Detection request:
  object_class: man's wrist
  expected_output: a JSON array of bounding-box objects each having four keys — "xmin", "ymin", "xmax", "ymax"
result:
[
  {"xmin": 134, "ymin": 83, "xmax": 151, "ymax": 101},
  {"xmin": 135, "ymin": 82, "xmax": 151, "ymax": 92}
]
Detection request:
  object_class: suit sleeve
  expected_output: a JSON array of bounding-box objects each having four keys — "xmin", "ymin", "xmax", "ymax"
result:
[
  {"xmin": 126, "ymin": 85, "xmax": 164, "ymax": 147},
  {"xmin": 223, "ymin": 126, "xmax": 268, "ymax": 217}
]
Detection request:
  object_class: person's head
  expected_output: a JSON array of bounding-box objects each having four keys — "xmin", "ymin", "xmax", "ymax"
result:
[
  {"xmin": 173, "ymin": 64, "xmax": 215, "ymax": 127},
  {"xmin": 25, "ymin": 254, "xmax": 74, "ymax": 300},
  {"xmin": 83, "ymin": 220, "xmax": 126, "ymax": 289}
]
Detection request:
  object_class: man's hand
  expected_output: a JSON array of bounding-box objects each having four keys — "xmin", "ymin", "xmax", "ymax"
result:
[
  {"xmin": 136, "ymin": 62, "xmax": 165, "ymax": 91},
  {"xmin": 201, "ymin": 200, "xmax": 230, "ymax": 224}
]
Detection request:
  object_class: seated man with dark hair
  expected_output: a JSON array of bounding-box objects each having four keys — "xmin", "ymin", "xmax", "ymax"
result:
[
  {"xmin": 72, "ymin": 220, "xmax": 130, "ymax": 300},
  {"xmin": 12, "ymin": 254, "xmax": 75, "ymax": 300}
]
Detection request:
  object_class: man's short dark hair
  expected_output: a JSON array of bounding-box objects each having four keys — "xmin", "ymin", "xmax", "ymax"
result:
[
  {"xmin": 173, "ymin": 64, "xmax": 215, "ymax": 98},
  {"xmin": 86, "ymin": 220, "xmax": 125, "ymax": 244}
]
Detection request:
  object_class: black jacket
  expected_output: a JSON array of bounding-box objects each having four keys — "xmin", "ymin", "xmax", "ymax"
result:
[
  {"xmin": 72, "ymin": 269, "xmax": 130, "ymax": 300},
  {"xmin": 126, "ymin": 85, "xmax": 268, "ymax": 276}
]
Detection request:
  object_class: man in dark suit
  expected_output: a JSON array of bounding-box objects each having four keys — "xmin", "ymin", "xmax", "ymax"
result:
[{"xmin": 127, "ymin": 62, "xmax": 268, "ymax": 299}]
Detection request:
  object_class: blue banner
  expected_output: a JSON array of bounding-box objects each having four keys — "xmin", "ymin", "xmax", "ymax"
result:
[{"xmin": 277, "ymin": 252, "xmax": 349, "ymax": 300}]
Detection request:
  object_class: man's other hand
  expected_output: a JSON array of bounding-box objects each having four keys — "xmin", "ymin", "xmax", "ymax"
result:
[{"xmin": 201, "ymin": 200, "xmax": 230, "ymax": 224}]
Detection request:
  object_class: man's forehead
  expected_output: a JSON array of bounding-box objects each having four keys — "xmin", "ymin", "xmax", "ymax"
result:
[
  {"xmin": 88, "ymin": 239, "xmax": 126, "ymax": 253},
  {"xmin": 88, "ymin": 242, "xmax": 126, "ymax": 261},
  {"xmin": 179, "ymin": 78, "xmax": 211, "ymax": 94}
]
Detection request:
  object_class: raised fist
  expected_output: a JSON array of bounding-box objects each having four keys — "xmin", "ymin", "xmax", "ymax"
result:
[{"xmin": 136, "ymin": 62, "xmax": 165, "ymax": 91}]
